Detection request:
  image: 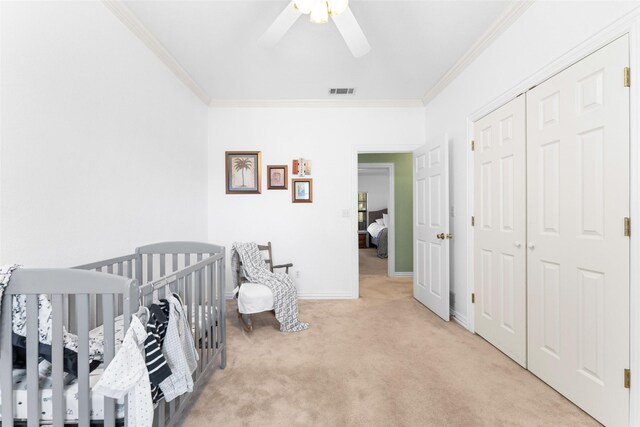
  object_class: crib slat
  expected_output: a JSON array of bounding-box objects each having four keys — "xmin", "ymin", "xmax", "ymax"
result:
[
  {"xmin": 194, "ymin": 269, "xmax": 202, "ymax": 375},
  {"xmin": 26, "ymin": 294, "xmax": 40, "ymax": 427},
  {"xmin": 1, "ymin": 292, "xmax": 14, "ymax": 426},
  {"xmin": 220, "ymin": 254, "xmax": 227, "ymax": 369},
  {"xmin": 147, "ymin": 254, "xmax": 154, "ymax": 283},
  {"xmin": 214, "ymin": 262, "xmax": 218, "ymax": 357},
  {"xmin": 77, "ymin": 294, "xmax": 90, "ymax": 427},
  {"xmin": 103, "ymin": 294, "xmax": 116, "ymax": 427},
  {"xmin": 172, "ymin": 254, "xmax": 178, "ymax": 272},
  {"xmin": 160, "ymin": 254, "xmax": 166, "ymax": 277},
  {"xmin": 205, "ymin": 263, "xmax": 211, "ymax": 363},
  {"xmin": 52, "ymin": 294, "xmax": 65, "ymax": 427},
  {"xmin": 157, "ymin": 402, "xmax": 165, "ymax": 427}
]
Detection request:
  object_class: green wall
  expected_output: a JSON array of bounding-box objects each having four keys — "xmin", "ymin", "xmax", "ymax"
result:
[{"xmin": 358, "ymin": 153, "xmax": 413, "ymax": 272}]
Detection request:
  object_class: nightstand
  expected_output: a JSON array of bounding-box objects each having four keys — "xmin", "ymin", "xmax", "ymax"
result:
[{"xmin": 358, "ymin": 231, "xmax": 368, "ymax": 248}]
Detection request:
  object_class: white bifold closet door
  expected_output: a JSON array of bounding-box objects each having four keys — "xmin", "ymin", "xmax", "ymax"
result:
[
  {"xmin": 527, "ymin": 35, "xmax": 630, "ymax": 427},
  {"xmin": 474, "ymin": 95, "xmax": 527, "ymax": 367}
]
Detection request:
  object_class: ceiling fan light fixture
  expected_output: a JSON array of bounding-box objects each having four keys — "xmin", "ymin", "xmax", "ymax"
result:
[
  {"xmin": 309, "ymin": 0, "xmax": 329, "ymax": 24},
  {"xmin": 293, "ymin": 0, "xmax": 313, "ymax": 15},
  {"xmin": 327, "ymin": 0, "xmax": 348, "ymax": 16}
]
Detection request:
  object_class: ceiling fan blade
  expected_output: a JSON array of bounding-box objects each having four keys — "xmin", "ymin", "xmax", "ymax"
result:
[
  {"xmin": 331, "ymin": 7, "xmax": 371, "ymax": 58},
  {"xmin": 258, "ymin": 2, "xmax": 302, "ymax": 48}
]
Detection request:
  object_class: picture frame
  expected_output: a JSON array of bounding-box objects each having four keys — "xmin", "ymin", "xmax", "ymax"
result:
[
  {"xmin": 292, "ymin": 178, "xmax": 313, "ymax": 203},
  {"xmin": 225, "ymin": 151, "xmax": 261, "ymax": 194},
  {"xmin": 267, "ymin": 165, "xmax": 288, "ymax": 190}
]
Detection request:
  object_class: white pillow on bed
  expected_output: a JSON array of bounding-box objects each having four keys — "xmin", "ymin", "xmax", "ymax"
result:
[
  {"xmin": 376, "ymin": 218, "xmax": 384, "ymax": 226},
  {"xmin": 382, "ymin": 213, "xmax": 389, "ymax": 226}
]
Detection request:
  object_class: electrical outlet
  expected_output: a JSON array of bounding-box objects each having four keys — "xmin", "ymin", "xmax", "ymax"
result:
[
  {"xmin": 295, "ymin": 270, "xmax": 301, "ymax": 278},
  {"xmin": 342, "ymin": 209, "xmax": 350, "ymax": 218},
  {"xmin": 450, "ymin": 206, "xmax": 456, "ymax": 217}
]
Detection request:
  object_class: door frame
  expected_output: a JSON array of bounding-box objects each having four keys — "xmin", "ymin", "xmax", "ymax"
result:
[
  {"xmin": 465, "ymin": 12, "xmax": 640, "ymax": 426},
  {"xmin": 351, "ymin": 144, "xmax": 421, "ymax": 298},
  {"xmin": 357, "ymin": 162, "xmax": 395, "ymax": 278}
]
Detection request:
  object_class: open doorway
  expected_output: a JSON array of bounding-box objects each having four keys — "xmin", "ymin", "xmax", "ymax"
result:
[
  {"xmin": 356, "ymin": 152, "xmax": 414, "ymax": 293},
  {"xmin": 358, "ymin": 163, "xmax": 393, "ymax": 276}
]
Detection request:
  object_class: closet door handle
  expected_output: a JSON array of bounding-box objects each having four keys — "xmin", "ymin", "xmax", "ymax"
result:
[
  {"xmin": 527, "ymin": 242, "xmax": 535, "ymax": 249},
  {"xmin": 514, "ymin": 241, "xmax": 522, "ymax": 248}
]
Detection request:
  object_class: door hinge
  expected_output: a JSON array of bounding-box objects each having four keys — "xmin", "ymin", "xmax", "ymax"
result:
[
  {"xmin": 625, "ymin": 217, "xmax": 631, "ymax": 237},
  {"xmin": 471, "ymin": 216, "xmax": 475, "ymax": 227},
  {"xmin": 471, "ymin": 140, "xmax": 475, "ymax": 151},
  {"xmin": 625, "ymin": 369, "xmax": 631, "ymax": 388},
  {"xmin": 624, "ymin": 67, "xmax": 630, "ymax": 87},
  {"xmin": 471, "ymin": 293, "xmax": 475, "ymax": 304}
]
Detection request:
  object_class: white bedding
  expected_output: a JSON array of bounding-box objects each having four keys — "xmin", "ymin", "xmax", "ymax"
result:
[{"xmin": 367, "ymin": 222, "xmax": 387, "ymax": 239}]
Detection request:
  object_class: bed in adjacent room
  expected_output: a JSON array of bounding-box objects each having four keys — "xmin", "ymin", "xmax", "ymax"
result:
[{"xmin": 367, "ymin": 209, "xmax": 388, "ymax": 258}]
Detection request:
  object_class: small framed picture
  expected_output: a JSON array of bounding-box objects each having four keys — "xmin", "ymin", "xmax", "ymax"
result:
[
  {"xmin": 292, "ymin": 178, "xmax": 313, "ymax": 203},
  {"xmin": 225, "ymin": 151, "xmax": 261, "ymax": 194},
  {"xmin": 267, "ymin": 165, "xmax": 288, "ymax": 190}
]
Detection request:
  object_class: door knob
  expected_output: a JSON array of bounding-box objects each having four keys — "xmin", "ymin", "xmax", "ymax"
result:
[
  {"xmin": 514, "ymin": 241, "xmax": 522, "ymax": 248},
  {"xmin": 436, "ymin": 233, "xmax": 444, "ymax": 240},
  {"xmin": 445, "ymin": 234, "xmax": 453, "ymax": 239},
  {"xmin": 527, "ymin": 242, "xmax": 535, "ymax": 249}
]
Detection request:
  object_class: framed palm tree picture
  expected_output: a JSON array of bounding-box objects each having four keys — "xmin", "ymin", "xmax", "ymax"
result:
[{"xmin": 225, "ymin": 151, "xmax": 261, "ymax": 194}]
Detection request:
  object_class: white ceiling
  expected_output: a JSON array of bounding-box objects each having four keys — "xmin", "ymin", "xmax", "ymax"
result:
[{"xmin": 123, "ymin": 0, "xmax": 511, "ymax": 101}]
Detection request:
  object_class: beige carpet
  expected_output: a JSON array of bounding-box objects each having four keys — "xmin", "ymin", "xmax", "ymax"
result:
[
  {"xmin": 359, "ymin": 248, "xmax": 388, "ymax": 276},
  {"xmin": 179, "ymin": 252, "xmax": 597, "ymax": 427}
]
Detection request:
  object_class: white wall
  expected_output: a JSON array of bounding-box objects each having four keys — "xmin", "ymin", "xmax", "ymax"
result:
[
  {"xmin": 358, "ymin": 172, "xmax": 390, "ymax": 213},
  {"xmin": 0, "ymin": 1, "xmax": 209, "ymax": 267},
  {"xmin": 424, "ymin": 1, "xmax": 640, "ymax": 324},
  {"xmin": 208, "ymin": 107, "xmax": 424, "ymax": 297}
]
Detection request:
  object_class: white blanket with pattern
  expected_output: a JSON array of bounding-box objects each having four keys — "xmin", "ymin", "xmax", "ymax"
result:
[{"xmin": 231, "ymin": 242, "xmax": 309, "ymax": 333}]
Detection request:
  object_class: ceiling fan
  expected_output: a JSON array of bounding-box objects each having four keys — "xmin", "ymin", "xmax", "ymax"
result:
[{"xmin": 258, "ymin": 0, "xmax": 371, "ymax": 58}]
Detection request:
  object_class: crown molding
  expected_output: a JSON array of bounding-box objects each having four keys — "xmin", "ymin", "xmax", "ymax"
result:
[
  {"xmin": 208, "ymin": 99, "xmax": 425, "ymax": 108},
  {"xmin": 102, "ymin": 0, "xmax": 211, "ymax": 105},
  {"xmin": 421, "ymin": 0, "xmax": 535, "ymax": 106}
]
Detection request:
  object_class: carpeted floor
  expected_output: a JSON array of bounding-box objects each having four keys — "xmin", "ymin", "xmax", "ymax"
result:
[{"xmin": 179, "ymin": 251, "xmax": 597, "ymax": 426}]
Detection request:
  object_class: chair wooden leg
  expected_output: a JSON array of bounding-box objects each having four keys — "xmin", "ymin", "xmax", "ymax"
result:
[{"xmin": 238, "ymin": 310, "xmax": 253, "ymax": 332}]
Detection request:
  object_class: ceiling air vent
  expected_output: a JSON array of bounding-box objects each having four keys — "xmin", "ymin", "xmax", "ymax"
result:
[{"xmin": 329, "ymin": 88, "xmax": 355, "ymax": 95}]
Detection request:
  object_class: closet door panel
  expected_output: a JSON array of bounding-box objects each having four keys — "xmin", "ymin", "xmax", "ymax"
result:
[
  {"xmin": 474, "ymin": 95, "xmax": 527, "ymax": 367},
  {"xmin": 527, "ymin": 35, "xmax": 629, "ymax": 427}
]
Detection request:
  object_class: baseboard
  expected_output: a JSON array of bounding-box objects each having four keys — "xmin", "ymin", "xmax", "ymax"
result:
[
  {"xmin": 450, "ymin": 307, "xmax": 468, "ymax": 329},
  {"xmin": 298, "ymin": 292, "xmax": 356, "ymax": 300},
  {"xmin": 390, "ymin": 271, "xmax": 413, "ymax": 278},
  {"xmin": 225, "ymin": 291, "xmax": 356, "ymax": 300}
]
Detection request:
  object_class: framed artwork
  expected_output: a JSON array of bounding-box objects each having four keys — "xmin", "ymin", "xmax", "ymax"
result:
[
  {"xmin": 292, "ymin": 158, "xmax": 311, "ymax": 176},
  {"xmin": 225, "ymin": 151, "xmax": 261, "ymax": 194},
  {"xmin": 267, "ymin": 165, "xmax": 288, "ymax": 190},
  {"xmin": 292, "ymin": 178, "xmax": 313, "ymax": 203}
]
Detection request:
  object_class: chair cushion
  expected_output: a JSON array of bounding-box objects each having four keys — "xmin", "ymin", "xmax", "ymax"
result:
[{"xmin": 238, "ymin": 283, "xmax": 275, "ymax": 314}]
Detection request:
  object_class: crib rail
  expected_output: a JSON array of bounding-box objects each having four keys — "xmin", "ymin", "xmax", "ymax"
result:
[{"xmin": 0, "ymin": 269, "xmax": 138, "ymax": 427}]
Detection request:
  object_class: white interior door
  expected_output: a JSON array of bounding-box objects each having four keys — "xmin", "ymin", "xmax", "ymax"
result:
[
  {"xmin": 413, "ymin": 137, "xmax": 450, "ymax": 321},
  {"xmin": 474, "ymin": 95, "xmax": 527, "ymax": 367},
  {"xmin": 527, "ymin": 35, "xmax": 630, "ymax": 427}
]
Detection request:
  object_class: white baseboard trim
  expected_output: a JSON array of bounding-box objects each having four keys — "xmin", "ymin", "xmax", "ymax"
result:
[
  {"xmin": 390, "ymin": 271, "xmax": 413, "ymax": 278},
  {"xmin": 225, "ymin": 291, "xmax": 356, "ymax": 300},
  {"xmin": 298, "ymin": 292, "xmax": 356, "ymax": 300},
  {"xmin": 450, "ymin": 307, "xmax": 469, "ymax": 329}
]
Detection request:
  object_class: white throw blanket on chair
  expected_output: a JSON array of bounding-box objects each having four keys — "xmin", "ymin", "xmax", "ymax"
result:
[{"xmin": 231, "ymin": 242, "xmax": 309, "ymax": 333}]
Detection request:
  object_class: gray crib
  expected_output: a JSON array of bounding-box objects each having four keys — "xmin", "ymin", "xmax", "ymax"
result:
[{"xmin": 0, "ymin": 241, "xmax": 227, "ymax": 427}]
